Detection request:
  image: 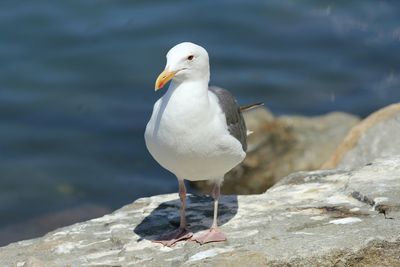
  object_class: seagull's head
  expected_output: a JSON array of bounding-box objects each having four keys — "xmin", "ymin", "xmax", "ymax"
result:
[{"xmin": 155, "ymin": 42, "xmax": 210, "ymax": 90}]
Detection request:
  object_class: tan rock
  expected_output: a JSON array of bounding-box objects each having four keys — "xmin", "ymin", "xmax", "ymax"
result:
[
  {"xmin": 0, "ymin": 203, "xmax": 111, "ymax": 246},
  {"xmin": 192, "ymin": 108, "xmax": 360, "ymax": 194},
  {"xmin": 323, "ymin": 103, "xmax": 400, "ymax": 169},
  {"xmin": 1, "ymin": 157, "xmax": 400, "ymax": 267}
]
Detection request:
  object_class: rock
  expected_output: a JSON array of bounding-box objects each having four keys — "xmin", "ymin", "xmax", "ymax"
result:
[
  {"xmin": 1, "ymin": 157, "xmax": 399, "ymax": 266},
  {"xmin": 192, "ymin": 108, "xmax": 360, "ymax": 194},
  {"xmin": 0, "ymin": 203, "xmax": 112, "ymax": 247},
  {"xmin": 323, "ymin": 103, "xmax": 400, "ymax": 170}
]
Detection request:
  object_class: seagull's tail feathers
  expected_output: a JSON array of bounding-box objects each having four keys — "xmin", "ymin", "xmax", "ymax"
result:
[
  {"xmin": 246, "ymin": 130, "xmax": 254, "ymax": 136},
  {"xmin": 240, "ymin": 102, "xmax": 264, "ymax": 112}
]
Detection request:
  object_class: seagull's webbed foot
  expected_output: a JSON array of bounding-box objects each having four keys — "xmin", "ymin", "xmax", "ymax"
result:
[
  {"xmin": 153, "ymin": 227, "xmax": 193, "ymax": 247},
  {"xmin": 192, "ymin": 227, "xmax": 226, "ymax": 245}
]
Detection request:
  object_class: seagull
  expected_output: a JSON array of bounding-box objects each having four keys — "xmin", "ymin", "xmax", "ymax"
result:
[{"xmin": 145, "ymin": 42, "xmax": 261, "ymax": 246}]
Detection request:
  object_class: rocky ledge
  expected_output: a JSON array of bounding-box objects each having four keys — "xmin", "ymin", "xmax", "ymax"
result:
[{"xmin": 1, "ymin": 156, "xmax": 399, "ymax": 266}]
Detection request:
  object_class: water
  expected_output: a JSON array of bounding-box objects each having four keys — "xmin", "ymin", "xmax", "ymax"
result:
[{"xmin": 1, "ymin": 0, "xmax": 399, "ymax": 245}]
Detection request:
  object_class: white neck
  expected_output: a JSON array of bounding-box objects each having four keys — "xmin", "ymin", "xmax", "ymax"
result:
[
  {"xmin": 167, "ymin": 79, "xmax": 209, "ymax": 101},
  {"xmin": 160, "ymin": 79, "xmax": 211, "ymax": 124}
]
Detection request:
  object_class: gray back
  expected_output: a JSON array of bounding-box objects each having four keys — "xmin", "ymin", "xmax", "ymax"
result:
[{"xmin": 209, "ymin": 86, "xmax": 247, "ymax": 152}]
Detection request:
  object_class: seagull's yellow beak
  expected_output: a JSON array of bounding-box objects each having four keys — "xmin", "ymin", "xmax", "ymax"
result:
[{"xmin": 155, "ymin": 69, "xmax": 176, "ymax": 91}]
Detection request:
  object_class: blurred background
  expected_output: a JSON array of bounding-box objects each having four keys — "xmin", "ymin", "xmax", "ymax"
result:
[{"xmin": 1, "ymin": 0, "xmax": 400, "ymax": 246}]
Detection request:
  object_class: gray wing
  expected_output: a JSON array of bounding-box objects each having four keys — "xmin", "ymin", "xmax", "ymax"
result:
[{"xmin": 209, "ymin": 86, "xmax": 247, "ymax": 152}]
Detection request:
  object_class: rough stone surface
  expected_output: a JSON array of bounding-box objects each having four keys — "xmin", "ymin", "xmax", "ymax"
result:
[
  {"xmin": 323, "ymin": 103, "xmax": 400, "ymax": 170},
  {"xmin": 193, "ymin": 108, "xmax": 360, "ymax": 194},
  {"xmin": 1, "ymin": 157, "xmax": 399, "ymax": 267},
  {"xmin": 0, "ymin": 203, "xmax": 112, "ymax": 247}
]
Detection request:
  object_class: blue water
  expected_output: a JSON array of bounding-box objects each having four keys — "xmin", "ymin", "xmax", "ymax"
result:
[{"xmin": 1, "ymin": 0, "xmax": 400, "ymax": 245}]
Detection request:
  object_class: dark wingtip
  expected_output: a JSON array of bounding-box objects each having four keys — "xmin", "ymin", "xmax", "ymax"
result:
[{"xmin": 240, "ymin": 102, "xmax": 264, "ymax": 112}]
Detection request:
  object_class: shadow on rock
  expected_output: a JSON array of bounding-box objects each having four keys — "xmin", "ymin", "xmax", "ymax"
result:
[{"xmin": 133, "ymin": 194, "xmax": 238, "ymax": 241}]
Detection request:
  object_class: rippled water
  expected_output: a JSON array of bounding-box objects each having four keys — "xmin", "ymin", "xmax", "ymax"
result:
[{"xmin": 1, "ymin": 0, "xmax": 400, "ymax": 245}]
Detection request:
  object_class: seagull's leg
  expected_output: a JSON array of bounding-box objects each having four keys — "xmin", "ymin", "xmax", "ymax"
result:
[
  {"xmin": 153, "ymin": 179, "xmax": 193, "ymax": 247},
  {"xmin": 192, "ymin": 182, "xmax": 227, "ymax": 245},
  {"xmin": 179, "ymin": 179, "xmax": 187, "ymax": 227}
]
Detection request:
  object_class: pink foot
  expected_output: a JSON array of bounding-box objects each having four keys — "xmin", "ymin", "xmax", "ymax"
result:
[
  {"xmin": 153, "ymin": 228, "xmax": 193, "ymax": 247},
  {"xmin": 192, "ymin": 228, "xmax": 227, "ymax": 245}
]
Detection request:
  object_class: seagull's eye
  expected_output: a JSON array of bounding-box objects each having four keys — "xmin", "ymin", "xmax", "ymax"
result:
[{"xmin": 187, "ymin": 55, "xmax": 194, "ymax": 61}]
